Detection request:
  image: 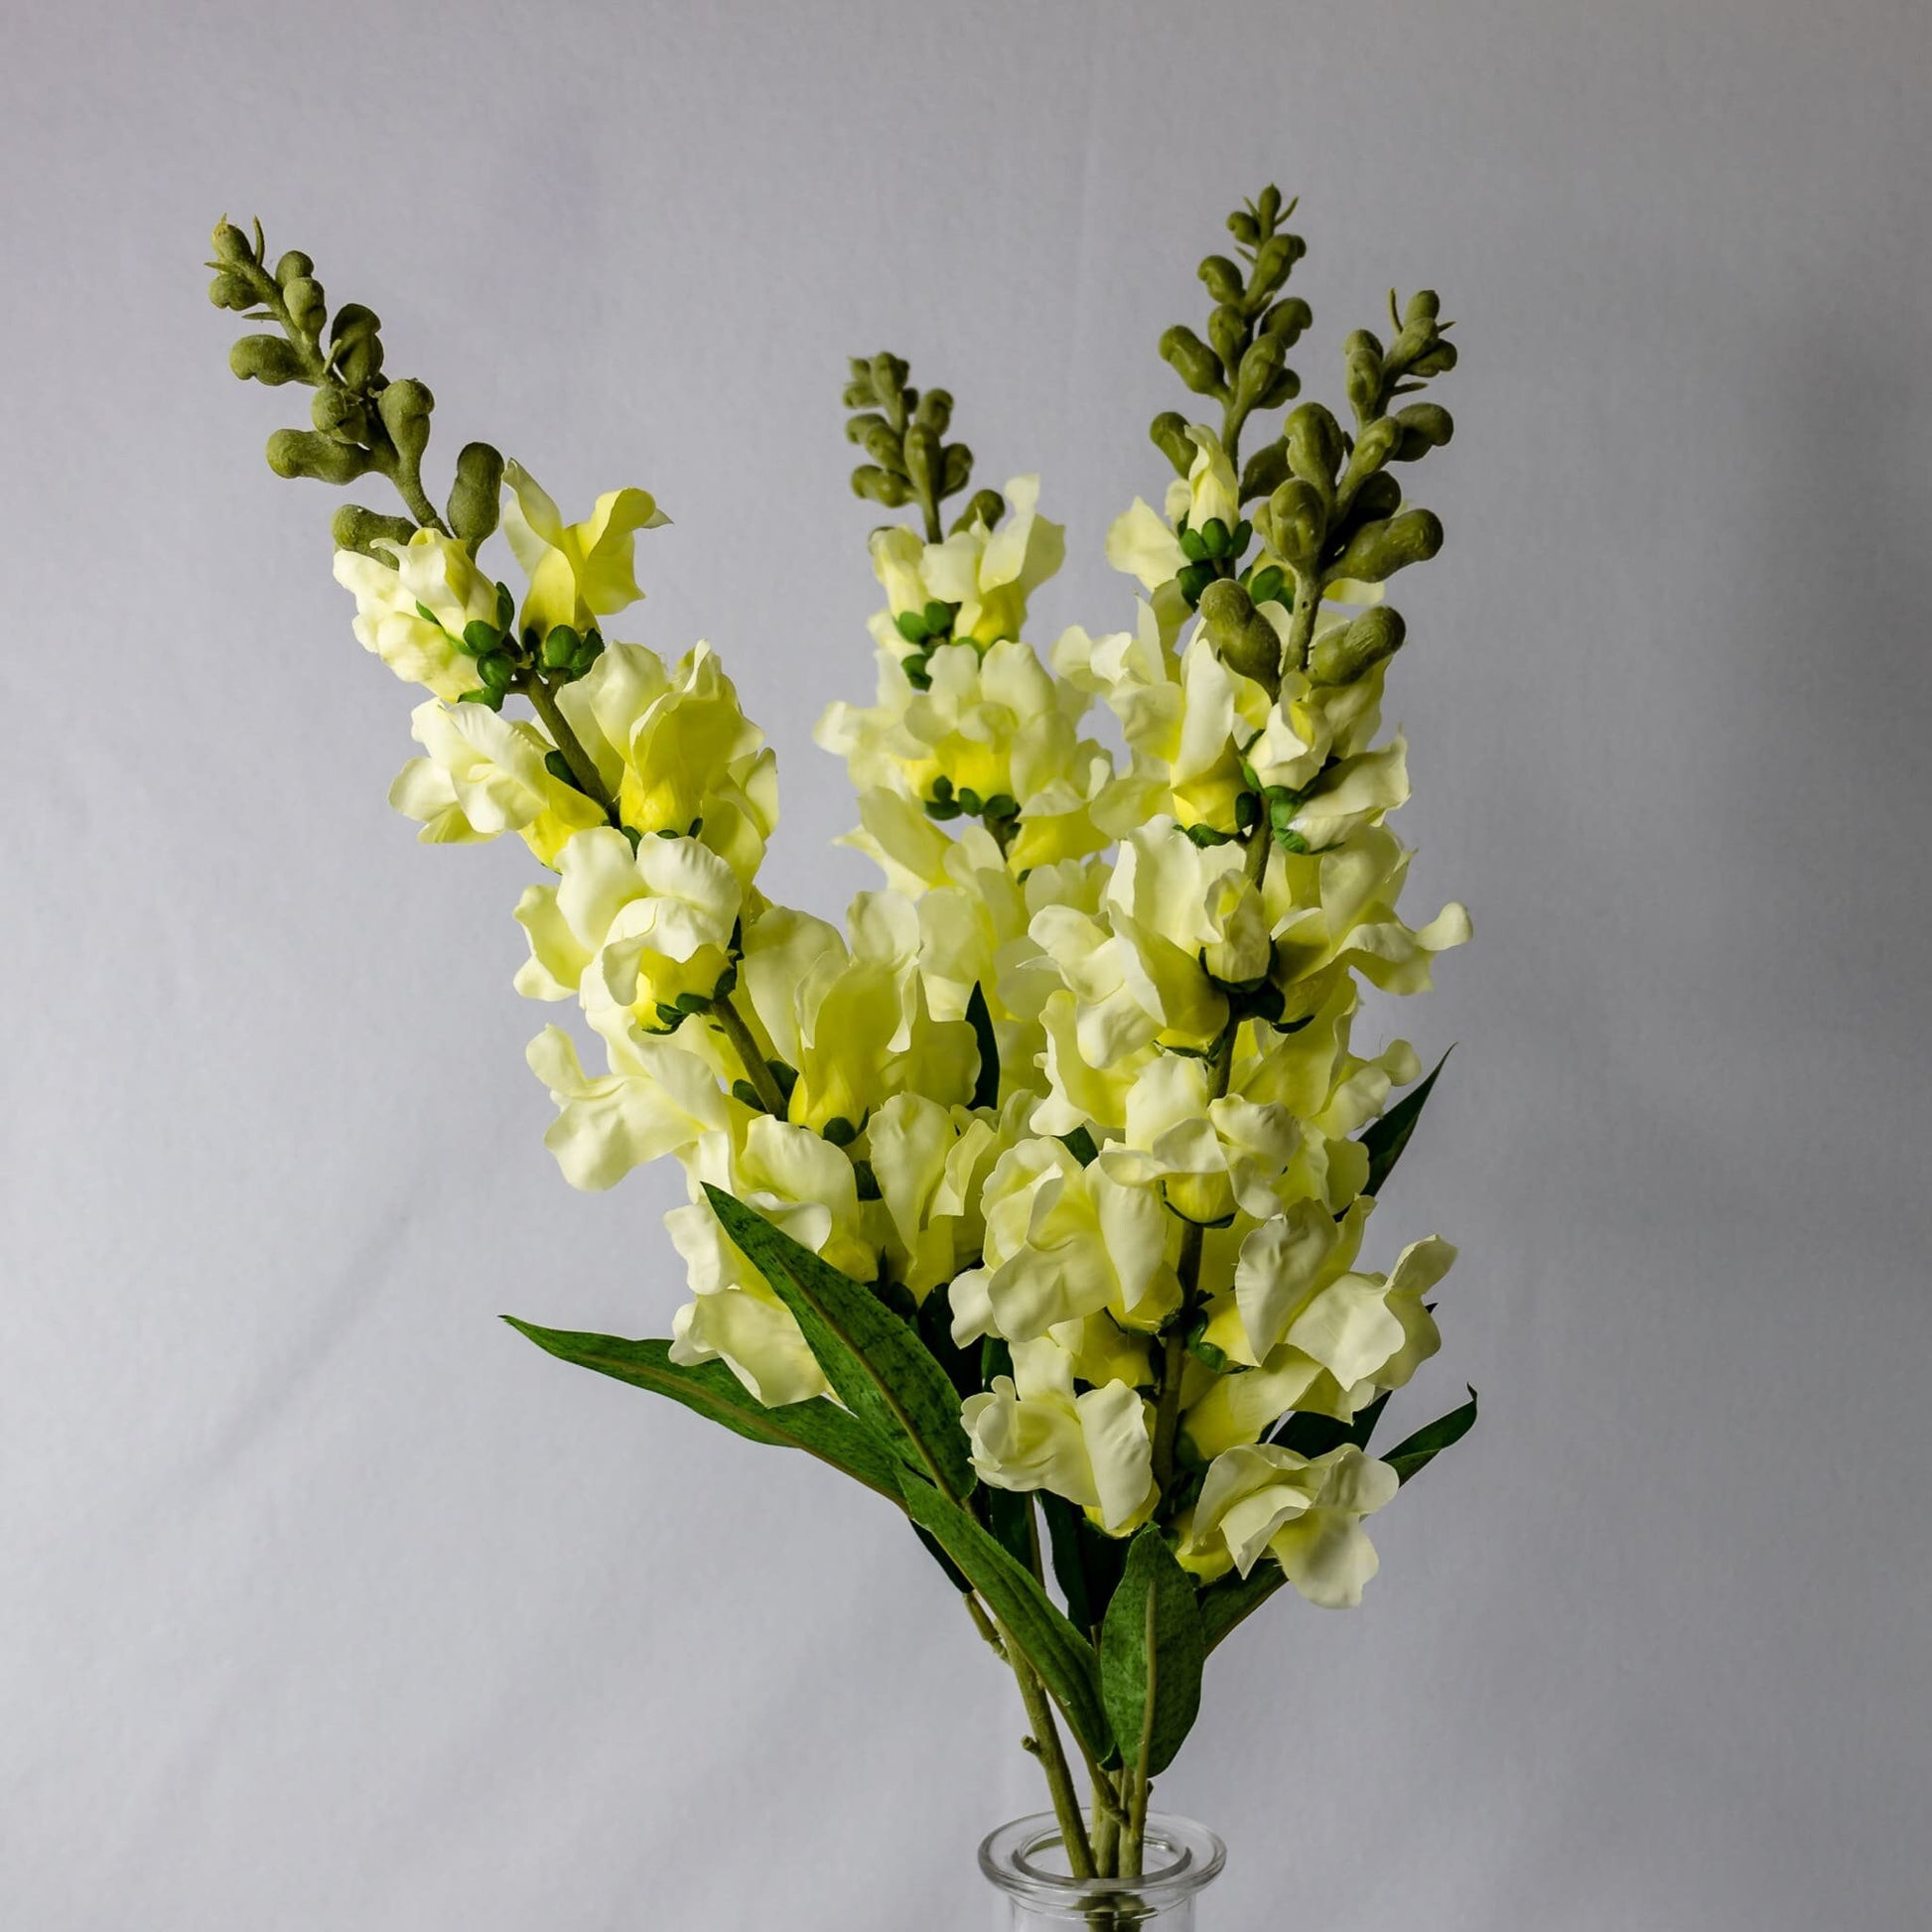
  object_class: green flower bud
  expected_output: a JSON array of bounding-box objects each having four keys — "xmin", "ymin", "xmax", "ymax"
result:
[
  {"xmin": 1258, "ymin": 363, "xmax": 1301, "ymax": 409},
  {"xmin": 851, "ymin": 465, "xmax": 911, "ymax": 507},
  {"xmin": 1262, "ymin": 478, "xmax": 1327, "ymax": 571},
  {"xmin": 858, "ymin": 419, "xmax": 902, "ymax": 470},
  {"xmin": 1250, "ymin": 231, "xmax": 1306, "ymax": 299},
  {"xmin": 1175, "ymin": 559, "xmax": 1216, "ymax": 607},
  {"xmin": 1350, "ymin": 416, "xmax": 1404, "ymax": 478},
  {"xmin": 311, "ymin": 386, "xmax": 370, "ymax": 442},
  {"xmin": 903, "ymin": 423, "xmax": 940, "ymax": 498},
  {"xmin": 273, "ymin": 250, "xmax": 314, "ymax": 287},
  {"xmin": 1207, "ymin": 303, "xmax": 1246, "ymax": 373},
  {"xmin": 1285, "ymin": 403, "xmax": 1345, "ymax": 496},
  {"xmin": 940, "ymin": 444, "xmax": 972, "ymax": 495},
  {"xmin": 1343, "ymin": 472, "xmax": 1404, "ymax": 527},
  {"xmin": 458, "ymin": 686, "xmax": 504, "ymax": 712},
  {"xmin": 895, "ymin": 610, "xmax": 931, "ymax": 645},
  {"xmin": 207, "ymin": 270, "xmax": 255, "ymax": 312},
  {"xmin": 922, "ymin": 600, "xmax": 952, "ymax": 634},
  {"xmin": 1150, "ymin": 411, "xmax": 1195, "ymax": 478},
  {"xmin": 1239, "ymin": 439, "xmax": 1289, "ymax": 504},
  {"xmin": 461, "ymin": 621, "xmax": 500, "ymax": 657},
  {"xmin": 1226, "ymin": 209, "xmax": 1261, "ymax": 247},
  {"xmin": 229, "ymin": 335, "xmax": 307, "ymax": 386},
  {"xmin": 331, "ymin": 504, "xmax": 417, "ymax": 559},
  {"xmin": 1236, "ymin": 331, "xmax": 1288, "ymax": 409},
  {"xmin": 328, "ymin": 303, "xmax": 383, "ymax": 389},
  {"xmin": 1255, "ymin": 185, "xmax": 1284, "ymax": 226},
  {"xmin": 912, "ymin": 388, "xmax": 953, "ymax": 436},
  {"xmin": 844, "ymin": 410, "xmax": 891, "ymax": 447},
  {"xmin": 210, "ymin": 219, "xmax": 255, "ymax": 265},
  {"xmin": 448, "ymin": 441, "xmax": 505, "ymax": 548},
  {"xmin": 869, "ymin": 351, "xmax": 909, "ymax": 412},
  {"xmin": 1198, "ymin": 254, "xmax": 1245, "ymax": 304},
  {"xmin": 1197, "ymin": 578, "xmax": 1283, "ymax": 689},
  {"xmin": 1160, "ymin": 325, "xmax": 1226, "ymax": 398},
  {"xmin": 541, "ymin": 624, "xmax": 581, "ymax": 669},
  {"xmin": 1260, "ymin": 296, "xmax": 1312, "ymax": 345},
  {"xmin": 1344, "ymin": 330, "xmax": 1385, "ymax": 421},
  {"xmin": 1310, "ymin": 606, "xmax": 1407, "ymax": 685},
  {"xmin": 572, "ymin": 632, "xmax": 605, "ymax": 675},
  {"xmin": 265, "ymin": 428, "xmax": 371, "ymax": 484},
  {"xmin": 951, "ymin": 487, "xmax": 1004, "ymax": 534},
  {"xmin": 1391, "ymin": 402, "xmax": 1454, "ymax": 460},
  {"xmin": 1408, "ymin": 339, "xmax": 1459, "ymax": 377},
  {"xmin": 1325, "ymin": 507, "xmax": 1444, "ymax": 585},
  {"xmin": 478, "ymin": 649, "xmax": 515, "ymax": 693},
  {"xmin": 1178, "ymin": 527, "xmax": 1209, "ymax": 563},
  {"xmin": 1247, "ymin": 563, "xmax": 1288, "ymax": 608},
  {"xmin": 377, "ymin": 378, "xmax": 433, "ymax": 469},
  {"xmin": 282, "ymin": 276, "xmax": 326, "ymax": 336},
  {"xmin": 1404, "ymin": 290, "xmax": 1442, "ymax": 326}
]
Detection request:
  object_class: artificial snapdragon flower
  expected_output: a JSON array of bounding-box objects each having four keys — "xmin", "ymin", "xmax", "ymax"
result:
[
  {"xmin": 501, "ymin": 461, "xmax": 667, "ymax": 638},
  {"xmin": 333, "ymin": 529, "xmax": 495, "ymax": 700},
  {"xmin": 388, "ymin": 697, "xmax": 607, "ymax": 861},
  {"xmin": 1179, "ymin": 1442, "xmax": 1399, "ymax": 1607},
  {"xmin": 961, "ymin": 1337, "xmax": 1156, "ymax": 1535}
]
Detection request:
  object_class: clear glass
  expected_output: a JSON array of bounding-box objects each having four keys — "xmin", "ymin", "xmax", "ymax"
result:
[{"xmin": 980, "ymin": 1813, "xmax": 1225, "ymax": 1929}]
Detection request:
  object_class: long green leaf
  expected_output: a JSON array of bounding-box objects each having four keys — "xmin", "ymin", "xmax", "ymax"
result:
[
  {"xmin": 1267, "ymin": 1388, "xmax": 1390, "ymax": 1457},
  {"xmin": 1358, "ymin": 1046, "xmax": 1451, "ymax": 1199},
  {"xmin": 1041, "ymin": 1491, "xmax": 1129, "ymax": 1637},
  {"xmin": 1384, "ymin": 1386, "xmax": 1478, "ymax": 1484},
  {"xmin": 898, "ymin": 1475, "xmax": 1114, "ymax": 1763},
  {"xmin": 502, "ymin": 1319, "xmax": 904, "ymax": 1501},
  {"xmin": 704, "ymin": 1185, "xmax": 975, "ymax": 1501},
  {"xmin": 1100, "ymin": 1528, "xmax": 1205, "ymax": 1777},
  {"xmin": 1196, "ymin": 1567, "xmax": 1287, "ymax": 1655}
]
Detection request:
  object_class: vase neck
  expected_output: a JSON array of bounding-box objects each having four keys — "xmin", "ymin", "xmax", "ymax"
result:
[{"xmin": 979, "ymin": 1813, "xmax": 1225, "ymax": 1927}]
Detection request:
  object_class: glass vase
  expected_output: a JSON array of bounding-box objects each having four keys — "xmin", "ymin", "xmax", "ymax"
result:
[{"xmin": 979, "ymin": 1813, "xmax": 1225, "ymax": 1929}]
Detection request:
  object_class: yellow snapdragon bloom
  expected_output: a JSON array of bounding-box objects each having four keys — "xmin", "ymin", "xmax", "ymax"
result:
[
  {"xmin": 524, "ymin": 1021, "xmax": 738, "ymax": 1191},
  {"xmin": 868, "ymin": 474, "xmax": 1064, "ymax": 649},
  {"xmin": 1179, "ymin": 1442, "xmax": 1398, "ymax": 1607},
  {"xmin": 333, "ymin": 530, "xmax": 495, "ymax": 701},
  {"xmin": 961, "ymin": 1336, "xmax": 1156, "ymax": 1535},
  {"xmin": 559, "ymin": 641, "xmax": 775, "ymax": 884},
  {"xmin": 388, "ymin": 697, "xmax": 605, "ymax": 863},
  {"xmin": 513, "ymin": 827, "xmax": 742, "ymax": 1032},
  {"xmin": 501, "ymin": 461, "xmax": 667, "ymax": 637},
  {"xmin": 947, "ymin": 1138, "xmax": 1174, "ymax": 1346}
]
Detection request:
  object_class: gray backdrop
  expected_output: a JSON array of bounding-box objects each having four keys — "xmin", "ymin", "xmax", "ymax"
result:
[{"xmin": 6, "ymin": 2, "xmax": 1928, "ymax": 1927}]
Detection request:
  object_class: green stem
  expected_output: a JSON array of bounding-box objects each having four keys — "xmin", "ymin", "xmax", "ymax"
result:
[
  {"xmin": 712, "ymin": 993, "xmax": 789, "ymax": 1118},
  {"xmin": 1119, "ymin": 1584, "xmax": 1160, "ymax": 1878},
  {"xmin": 1008, "ymin": 1644, "xmax": 1095, "ymax": 1880},
  {"xmin": 523, "ymin": 675, "xmax": 617, "ymax": 819},
  {"xmin": 1283, "ymin": 565, "xmax": 1325, "ymax": 676}
]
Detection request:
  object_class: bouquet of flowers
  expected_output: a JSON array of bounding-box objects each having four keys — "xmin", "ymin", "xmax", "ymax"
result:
[{"xmin": 206, "ymin": 184, "xmax": 1476, "ymax": 1903}]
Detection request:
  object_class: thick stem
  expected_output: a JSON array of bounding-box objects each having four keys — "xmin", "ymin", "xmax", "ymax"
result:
[
  {"xmin": 711, "ymin": 994, "xmax": 790, "ymax": 1118},
  {"xmin": 1282, "ymin": 565, "xmax": 1325, "ymax": 676},
  {"xmin": 524, "ymin": 675, "xmax": 619, "ymax": 820},
  {"xmin": 1008, "ymin": 1646, "xmax": 1095, "ymax": 1879},
  {"xmin": 1119, "ymin": 1585, "xmax": 1160, "ymax": 1878}
]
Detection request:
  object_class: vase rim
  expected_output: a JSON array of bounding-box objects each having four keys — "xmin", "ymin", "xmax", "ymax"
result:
[{"xmin": 979, "ymin": 1812, "xmax": 1226, "ymax": 1907}]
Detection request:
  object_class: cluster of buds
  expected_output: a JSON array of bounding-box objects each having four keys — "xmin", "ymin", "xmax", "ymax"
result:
[
  {"xmin": 843, "ymin": 351, "xmax": 1002, "ymax": 539},
  {"xmin": 446, "ymin": 595, "xmax": 609, "ymax": 715},
  {"xmin": 1152, "ymin": 185, "xmax": 1312, "ymax": 477},
  {"xmin": 207, "ymin": 218, "xmax": 504, "ymax": 554}
]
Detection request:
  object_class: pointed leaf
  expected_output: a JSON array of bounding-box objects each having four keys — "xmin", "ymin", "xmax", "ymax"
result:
[
  {"xmin": 1384, "ymin": 1386, "xmax": 1478, "ymax": 1484},
  {"xmin": 703, "ymin": 1185, "xmax": 975, "ymax": 1501},
  {"xmin": 1196, "ymin": 1568, "xmax": 1287, "ymax": 1654},
  {"xmin": 502, "ymin": 1320, "xmax": 903, "ymax": 1501},
  {"xmin": 899, "ymin": 1475, "xmax": 1113, "ymax": 1763},
  {"xmin": 1267, "ymin": 1388, "xmax": 1390, "ymax": 1457},
  {"xmin": 1041, "ymin": 1491, "xmax": 1129, "ymax": 1636},
  {"xmin": 966, "ymin": 981, "xmax": 1000, "ymax": 1110},
  {"xmin": 1358, "ymin": 1046, "xmax": 1450, "ymax": 1199},
  {"xmin": 1100, "ymin": 1528, "xmax": 1205, "ymax": 1777}
]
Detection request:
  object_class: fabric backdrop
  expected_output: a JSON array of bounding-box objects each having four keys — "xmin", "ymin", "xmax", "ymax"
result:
[{"xmin": 6, "ymin": 2, "xmax": 1928, "ymax": 1926}]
